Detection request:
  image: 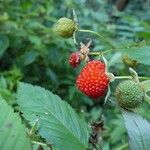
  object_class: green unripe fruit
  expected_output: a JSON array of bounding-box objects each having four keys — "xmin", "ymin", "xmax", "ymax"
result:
[
  {"xmin": 54, "ymin": 17, "xmax": 77, "ymax": 38},
  {"xmin": 116, "ymin": 80, "xmax": 145, "ymax": 110}
]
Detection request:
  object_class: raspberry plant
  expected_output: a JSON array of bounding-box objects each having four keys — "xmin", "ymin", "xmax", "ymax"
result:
[{"xmin": 0, "ymin": 1, "xmax": 150, "ymax": 150}]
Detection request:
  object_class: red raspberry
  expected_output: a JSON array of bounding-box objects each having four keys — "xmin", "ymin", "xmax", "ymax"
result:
[
  {"xmin": 69, "ymin": 52, "xmax": 80, "ymax": 68},
  {"xmin": 76, "ymin": 60, "xmax": 109, "ymax": 99}
]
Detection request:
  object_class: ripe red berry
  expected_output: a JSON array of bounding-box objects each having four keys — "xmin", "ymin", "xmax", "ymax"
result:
[
  {"xmin": 69, "ymin": 52, "xmax": 80, "ymax": 68},
  {"xmin": 76, "ymin": 60, "xmax": 109, "ymax": 99}
]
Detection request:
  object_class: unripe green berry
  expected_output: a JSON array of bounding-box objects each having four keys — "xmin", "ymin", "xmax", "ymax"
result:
[
  {"xmin": 115, "ymin": 80, "xmax": 145, "ymax": 110},
  {"xmin": 54, "ymin": 17, "xmax": 77, "ymax": 38}
]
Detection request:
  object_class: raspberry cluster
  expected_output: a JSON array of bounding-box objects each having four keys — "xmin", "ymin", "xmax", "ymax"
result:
[{"xmin": 54, "ymin": 16, "xmax": 146, "ymax": 109}]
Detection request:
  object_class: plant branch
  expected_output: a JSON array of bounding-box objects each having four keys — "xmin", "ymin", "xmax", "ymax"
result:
[
  {"xmin": 78, "ymin": 29, "xmax": 116, "ymax": 49},
  {"xmin": 89, "ymin": 49, "xmax": 112, "ymax": 56},
  {"xmin": 115, "ymin": 76, "xmax": 150, "ymax": 80},
  {"xmin": 32, "ymin": 141, "xmax": 53, "ymax": 150},
  {"xmin": 88, "ymin": 40, "xmax": 150, "ymax": 56}
]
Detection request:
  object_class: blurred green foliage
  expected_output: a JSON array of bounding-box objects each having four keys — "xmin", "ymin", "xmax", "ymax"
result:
[{"xmin": 0, "ymin": 0, "xmax": 150, "ymax": 149}]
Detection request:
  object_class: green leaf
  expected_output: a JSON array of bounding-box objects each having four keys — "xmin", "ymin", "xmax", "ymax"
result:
[
  {"xmin": 122, "ymin": 111, "xmax": 150, "ymax": 150},
  {"xmin": 122, "ymin": 46, "xmax": 150, "ymax": 65},
  {"xmin": 29, "ymin": 35, "xmax": 42, "ymax": 46},
  {"xmin": 17, "ymin": 82, "xmax": 89, "ymax": 150},
  {"xmin": 0, "ymin": 76, "xmax": 7, "ymax": 89},
  {"xmin": 0, "ymin": 97, "xmax": 31, "ymax": 150},
  {"xmin": 0, "ymin": 34, "xmax": 9, "ymax": 58},
  {"xmin": 21, "ymin": 51, "xmax": 39, "ymax": 66}
]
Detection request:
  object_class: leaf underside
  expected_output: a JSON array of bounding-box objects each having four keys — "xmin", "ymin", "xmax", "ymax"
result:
[
  {"xmin": 0, "ymin": 97, "xmax": 31, "ymax": 150},
  {"xmin": 122, "ymin": 110, "xmax": 150, "ymax": 150}
]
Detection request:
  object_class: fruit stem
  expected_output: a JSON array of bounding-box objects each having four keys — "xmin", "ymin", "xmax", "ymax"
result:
[
  {"xmin": 73, "ymin": 32, "xmax": 78, "ymax": 45},
  {"xmin": 32, "ymin": 141, "xmax": 53, "ymax": 150},
  {"xmin": 89, "ymin": 51, "xmax": 102, "ymax": 55},
  {"xmin": 78, "ymin": 29, "xmax": 115, "ymax": 49},
  {"xmin": 115, "ymin": 76, "xmax": 150, "ymax": 80},
  {"xmin": 32, "ymin": 141, "xmax": 47, "ymax": 146},
  {"xmin": 115, "ymin": 143, "xmax": 128, "ymax": 150},
  {"xmin": 89, "ymin": 50, "xmax": 112, "ymax": 56}
]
